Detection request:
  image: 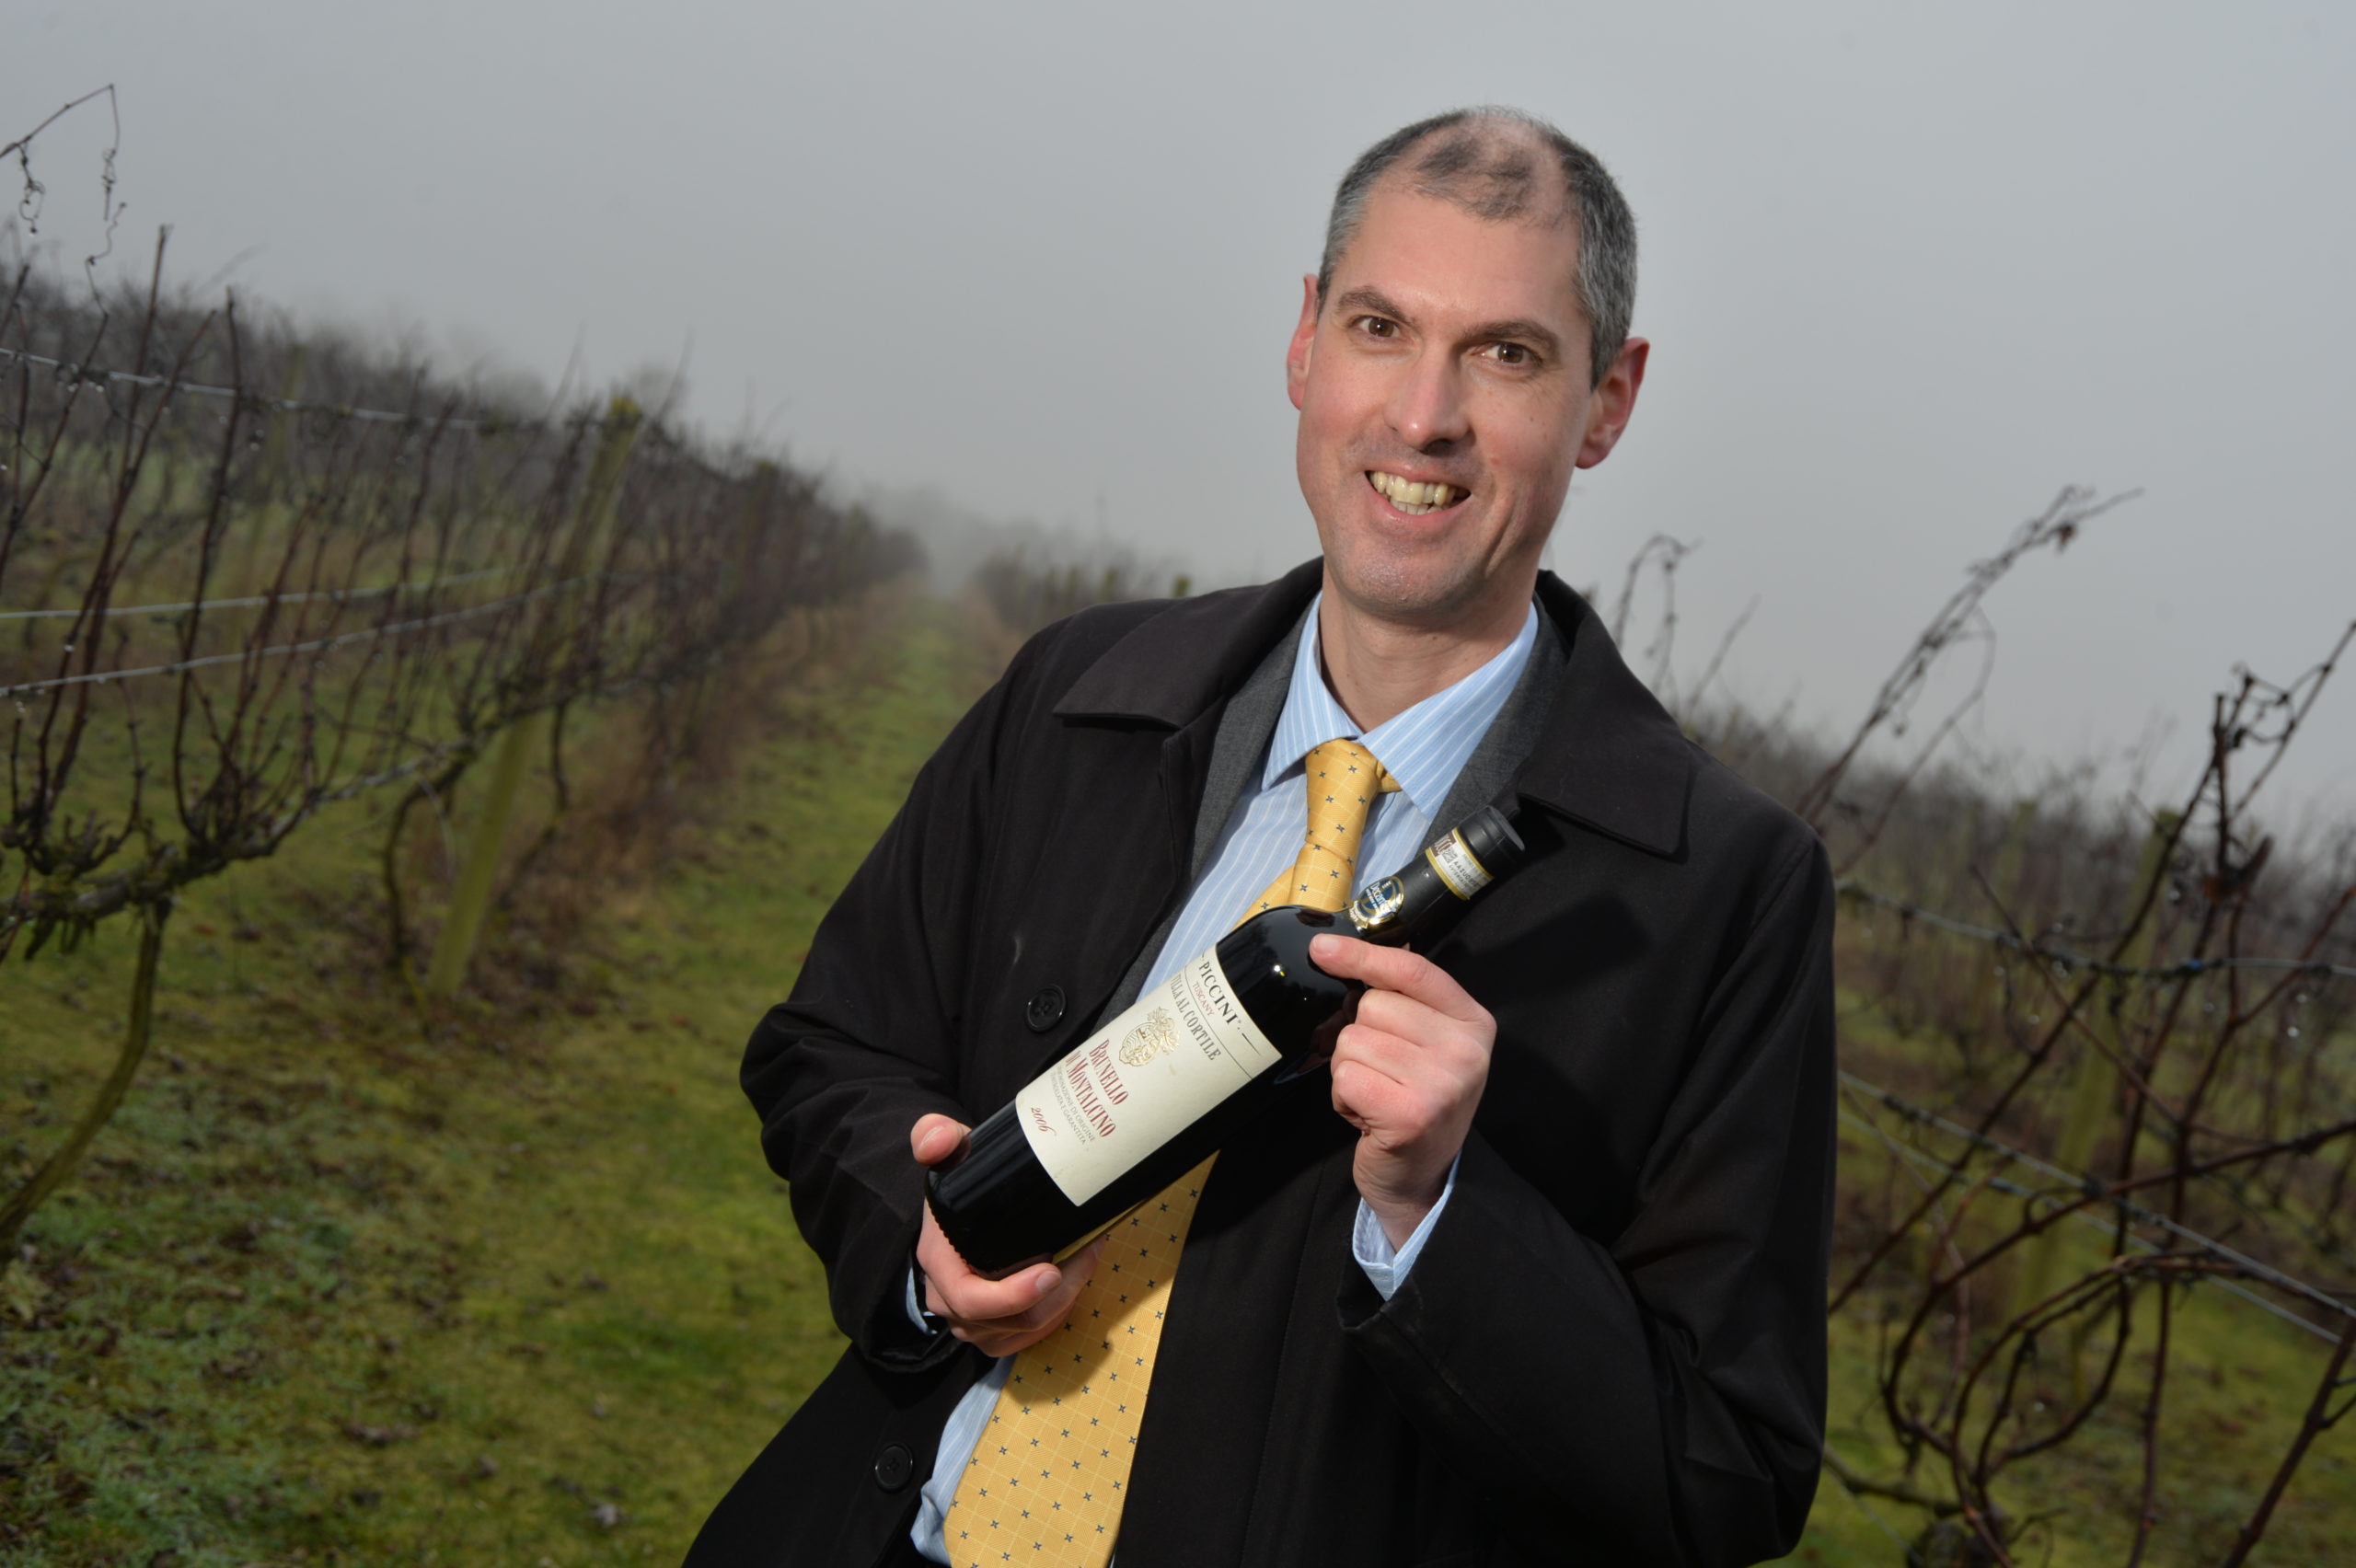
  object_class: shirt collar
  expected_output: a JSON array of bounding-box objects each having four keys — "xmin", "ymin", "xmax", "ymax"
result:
[{"xmin": 1263, "ymin": 594, "xmax": 1542, "ymax": 814}]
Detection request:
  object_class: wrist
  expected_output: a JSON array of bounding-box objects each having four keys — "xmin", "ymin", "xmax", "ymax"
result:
[
  {"xmin": 1357, "ymin": 1147, "xmax": 1464, "ymax": 1249},
  {"xmin": 1376, "ymin": 1203, "xmax": 1432, "ymax": 1250},
  {"xmin": 1362, "ymin": 1183, "xmax": 1442, "ymax": 1250}
]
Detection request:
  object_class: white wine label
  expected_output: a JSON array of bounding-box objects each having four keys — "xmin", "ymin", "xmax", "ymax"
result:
[
  {"xmin": 1014, "ymin": 948, "xmax": 1283, "ymax": 1205},
  {"xmin": 1425, "ymin": 829, "xmax": 1493, "ymax": 900}
]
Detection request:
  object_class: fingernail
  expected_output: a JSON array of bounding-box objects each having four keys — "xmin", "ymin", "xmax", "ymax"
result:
[{"xmin": 1034, "ymin": 1271, "xmax": 1058, "ymax": 1300}]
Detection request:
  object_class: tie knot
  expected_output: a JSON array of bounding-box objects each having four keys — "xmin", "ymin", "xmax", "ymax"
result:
[
  {"xmin": 1304, "ymin": 736, "xmax": 1400, "ymax": 797},
  {"xmin": 1236, "ymin": 735, "xmax": 1403, "ymax": 921}
]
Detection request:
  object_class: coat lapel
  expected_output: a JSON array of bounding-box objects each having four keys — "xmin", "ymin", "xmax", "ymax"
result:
[
  {"xmin": 1050, "ymin": 561, "xmax": 1697, "ymax": 882},
  {"xmin": 1052, "ymin": 559, "xmax": 1323, "ymax": 727},
  {"xmin": 1514, "ymin": 573, "xmax": 1697, "ymax": 859}
]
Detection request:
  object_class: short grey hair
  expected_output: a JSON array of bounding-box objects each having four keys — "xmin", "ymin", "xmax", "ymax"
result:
[{"xmin": 1316, "ymin": 108, "xmax": 1637, "ymax": 388}]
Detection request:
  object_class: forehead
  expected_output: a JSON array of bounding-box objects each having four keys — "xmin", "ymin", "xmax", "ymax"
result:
[{"xmin": 1327, "ymin": 179, "xmax": 1587, "ymax": 337}]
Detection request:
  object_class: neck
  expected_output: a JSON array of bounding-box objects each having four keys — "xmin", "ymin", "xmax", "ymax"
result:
[{"xmin": 1315, "ymin": 582, "xmax": 1530, "ymax": 731}]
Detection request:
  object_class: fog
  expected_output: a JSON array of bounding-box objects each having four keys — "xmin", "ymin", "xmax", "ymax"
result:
[{"xmin": 6, "ymin": 0, "xmax": 2351, "ymax": 813}]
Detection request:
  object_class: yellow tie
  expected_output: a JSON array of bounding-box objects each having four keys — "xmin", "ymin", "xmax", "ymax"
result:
[
  {"xmin": 941, "ymin": 738, "xmax": 1397, "ymax": 1568},
  {"xmin": 1242, "ymin": 736, "xmax": 1403, "ymax": 919}
]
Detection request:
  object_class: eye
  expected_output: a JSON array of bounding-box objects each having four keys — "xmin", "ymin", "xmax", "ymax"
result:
[
  {"xmin": 1484, "ymin": 341, "xmax": 1535, "ymax": 366},
  {"xmin": 1353, "ymin": 316, "xmax": 1399, "ymax": 340}
]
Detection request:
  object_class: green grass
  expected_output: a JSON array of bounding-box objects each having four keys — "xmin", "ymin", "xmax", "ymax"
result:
[{"xmin": 1, "ymin": 595, "xmax": 997, "ymax": 1564}]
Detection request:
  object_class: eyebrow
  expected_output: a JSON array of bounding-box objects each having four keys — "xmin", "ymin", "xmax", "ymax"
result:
[
  {"xmin": 1332, "ymin": 285, "xmax": 1410, "ymax": 324},
  {"xmin": 1331, "ymin": 286, "xmax": 1565, "ymax": 362}
]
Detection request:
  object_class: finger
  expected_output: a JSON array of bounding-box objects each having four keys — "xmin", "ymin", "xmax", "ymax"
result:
[
  {"xmin": 1031, "ymin": 1234, "xmax": 1109, "ymax": 1315},
  {"xmin": 954, "ymin": 1236, "xmax": 1112, "ymax": 1355},
  {"xmin": 917, "ymin": 1205, "xmax": 1064, "ymax": 1320},
  {"xmin": 1329, "ymin": 1054, "xmax": 1424, "ymax": 1136},
  {"xmin": 918, "ymin": 1206, "xmax": 1119, "ymax": 1329},
  {"xmin": 910, "ymin": 1113, "xmax": 972, "ymax": 1167},
  {"xmin": 1330, "ymin": 1022, "xmax": 1416, "ymax": 1091},
  {"xmin": 1330, "ymin": 1025, "xmax": 1484, "ymax": 1136},
  {"xmin": 1309, "ymin": 934, "xmax": 1488, "ymax": 1020},
  {"xmin": 1334, "ymin": 1011, "xmax": 1488, "ymax": 1093},
  {"xmin": 939, "ymin": 1259, "xmax": 1067, "ymax": 1325},
  {"xmin": 1066, "ymin": 1231, "xmax": 1112, "ymax": 1282},
  {"xmin": 1351, "ymin": 988, "xmax": 1483, "ymax": 1058}
]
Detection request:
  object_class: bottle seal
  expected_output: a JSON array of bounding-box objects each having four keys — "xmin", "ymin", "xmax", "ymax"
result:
[{"xmin": 1424, "ymin": 829, "xmax": 1494, "ymax": 901}]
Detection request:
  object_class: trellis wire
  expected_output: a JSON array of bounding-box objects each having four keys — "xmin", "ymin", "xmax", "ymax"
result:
[
  {"xmin": 0, "ymin": 565, "xmax": 510, "ymax": 621},
  {"xmin": 1839, "ymin": 1068, "xmax": 2355, "ymax": 1335},
  {"xmin": 0, "ymin": 343, "xmax": 608, "ymax": 434},
  {"xmin": 1838, "ymin": 879, "xmax": 2356, "ymax": 984},
  {"xmin": 2, "ymin": 344, "xmax": 773, "ymax": 508},
  {"xmin": 0, "ymin": 576, "xmax": 593, "ymax": 699}
]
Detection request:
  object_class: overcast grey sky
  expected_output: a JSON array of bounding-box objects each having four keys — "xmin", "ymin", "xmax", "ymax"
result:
[{"xmin": 6, "ymin": 1, "xmax": 2351, "ymax": 814}]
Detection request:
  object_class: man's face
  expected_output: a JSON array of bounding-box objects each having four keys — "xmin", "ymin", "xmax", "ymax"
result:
[{"xmin": 1286, "ymin": 179, "xmax": 1646, "ymax": 638}]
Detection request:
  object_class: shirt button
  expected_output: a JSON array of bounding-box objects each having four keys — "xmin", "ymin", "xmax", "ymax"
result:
[
  {"xmin": 872, "ymin": 1442, "xmax": 915, "ymax": 1492},
  {"xmin": 1025, "ymin": 986, "xmax": 1067, "ymax": 1032}
]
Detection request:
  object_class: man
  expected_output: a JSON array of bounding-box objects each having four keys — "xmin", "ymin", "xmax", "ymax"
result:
[{"xmin": 691, "ymin": 108, "xmax": 1834, "ymax": 1567}]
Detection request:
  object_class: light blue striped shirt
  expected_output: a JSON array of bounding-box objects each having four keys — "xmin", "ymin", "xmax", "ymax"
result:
[{"xmin": 912, "ymin": 594, "xmax": 1540, "ymax": 1563}]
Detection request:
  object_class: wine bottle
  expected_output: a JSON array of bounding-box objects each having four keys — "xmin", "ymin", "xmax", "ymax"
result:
[{"xmin": 926, "ymin": 806, "xmax": 1526, "ymax": 1279}]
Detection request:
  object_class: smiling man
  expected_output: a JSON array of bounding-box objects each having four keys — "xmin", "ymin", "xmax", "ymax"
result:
[
  {"xmin": 1287, "ymin": 122, "xmax": 1646, "ymax": 739},
  {"xmin": 691, "ymin": 109, "xmax": 1835, "ymax": 1568}
]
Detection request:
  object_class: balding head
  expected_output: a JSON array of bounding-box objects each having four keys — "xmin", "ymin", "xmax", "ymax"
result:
[{"xmin": 1317, "ymin": 109, "xmax": 1637, "ymax": 388}]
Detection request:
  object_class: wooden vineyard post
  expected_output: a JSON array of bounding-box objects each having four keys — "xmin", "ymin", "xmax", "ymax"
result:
[
  {"xmin": 259, "ymin": 342, "xmax": 306, "ymax": 495},
  {"xmin": 1992, "ymin": 798, "xmax": 2037, "ymax": 911},
  {"xmin": 422, "ymin": 712, "xmax": 545, "ymax": 997},
  {"xmin": 423, "ymin": 396, "xmax": 641, "ymax": 997},
  {"xmin": 236, "ymin": 342, "xmax": 308, "ymax": 595},
  {"xmin": 2006, "ymin": 812, "xmax": 2176, "ymax": 1330},
  {"xmin": 1964, "ymin": 800, "xmax": 2037, "ymax": 1056}
]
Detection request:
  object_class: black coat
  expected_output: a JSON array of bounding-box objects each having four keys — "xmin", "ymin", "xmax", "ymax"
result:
[{"xmin": 689, "ymin": 563, "xmax": 1835, "ymax": 1568}]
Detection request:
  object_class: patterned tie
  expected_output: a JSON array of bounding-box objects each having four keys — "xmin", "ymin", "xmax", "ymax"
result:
[
  {"xmin": 941, "ymin": 738, "xmax": 1397, "ymax": 1568},
  {"xmin": 1242, "ymin": 736, "xmax": 1403, "ymax": 919}
]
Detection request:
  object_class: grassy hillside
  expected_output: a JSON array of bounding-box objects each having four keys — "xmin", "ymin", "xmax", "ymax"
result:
[{"xmin": 1, "ymin": 597, "xmax": 996, "ymax": 1564}]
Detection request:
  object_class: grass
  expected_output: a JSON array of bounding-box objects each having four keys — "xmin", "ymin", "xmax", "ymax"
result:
[{"xmin": 1, "ymin": 594, "xmax": 998, "ymax": 1564}]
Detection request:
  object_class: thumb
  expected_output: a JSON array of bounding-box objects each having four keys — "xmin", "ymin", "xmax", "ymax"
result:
[{"xmin": 911, "ymin": 1113, "xmax": 971, "ymax": 1167}]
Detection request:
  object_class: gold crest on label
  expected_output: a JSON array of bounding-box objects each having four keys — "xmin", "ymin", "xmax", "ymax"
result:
[
  {"xmin": 1349, "ymin": 875, "xmax": 1406, "ymax": 931},
  {"xmin": 1116, "ymin": 1008, "xmax": 1178, "ymax": 1066}
]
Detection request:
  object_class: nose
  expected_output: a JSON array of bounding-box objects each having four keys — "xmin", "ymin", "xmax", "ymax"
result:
[{"xmin": 1387, "ymin": 345, "xmax": 1471, "ymax": 452}]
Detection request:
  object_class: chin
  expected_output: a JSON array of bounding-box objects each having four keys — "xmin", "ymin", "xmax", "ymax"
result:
[{"xmin": 1325, "ymin": 557, "xmax": 1482, "ymax": 627}]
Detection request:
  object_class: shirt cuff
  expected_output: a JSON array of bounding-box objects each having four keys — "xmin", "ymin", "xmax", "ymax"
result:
[
  {"xmin": 1351, "ymin": 1156, "xmax": 1460, "ymax": 1301},
  {"xmin": 905, "ymin": 1261, "xmax": 935, "ymax": 1333}
]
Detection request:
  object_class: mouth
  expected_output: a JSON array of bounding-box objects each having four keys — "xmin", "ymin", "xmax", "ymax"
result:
[{"xmin": 1366, "ymin": 470, "xmax": 1467, "ymax": 516}]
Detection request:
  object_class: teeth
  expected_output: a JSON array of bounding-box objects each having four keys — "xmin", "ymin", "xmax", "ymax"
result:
[{"xmin": 1368, "ymin": 471, "xmax": 1464, "ymax": 515}]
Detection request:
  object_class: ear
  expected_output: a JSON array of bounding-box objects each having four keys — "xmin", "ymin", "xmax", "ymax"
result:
[
  {"xmin": 1575, "ymin": 337, "xmax": 1650, "ymax": 469},
  {"xmin": 1285, "ymin": 273, "xmax": 1320, "ymax": 411}
]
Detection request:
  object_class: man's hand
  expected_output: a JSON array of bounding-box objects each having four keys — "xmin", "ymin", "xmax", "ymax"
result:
[
  {"xmin": 1309, "ymin": 934, "xmax": 1496, "ymax": 1249},
  {"xmin": 909, "ymin": 1113, "xmax": 1107, "ymax": 1357}
]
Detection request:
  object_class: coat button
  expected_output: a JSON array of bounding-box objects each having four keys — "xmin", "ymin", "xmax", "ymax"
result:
[
  {"xmin": 872, "ymin": 1442, "xmax": 915, "ymax": 1492},
  {"xmin": 1024, "ymin": 985, "xmax": 1067, "ymax": 1032}
]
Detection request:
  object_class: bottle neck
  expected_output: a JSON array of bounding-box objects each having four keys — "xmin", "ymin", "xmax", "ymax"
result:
[{"xmin": 1344, "ymin": 825, "xmax": 1505, "ymax": 947}]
